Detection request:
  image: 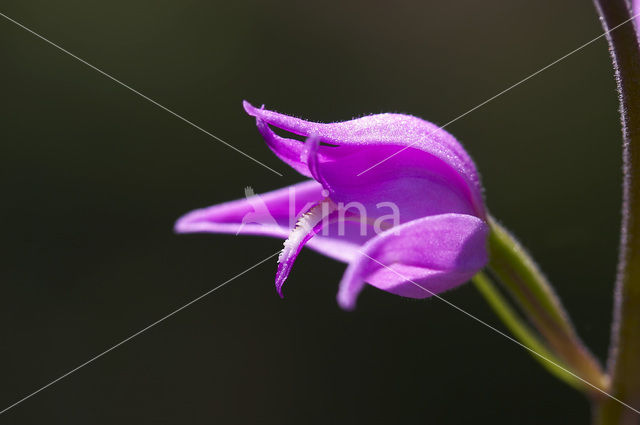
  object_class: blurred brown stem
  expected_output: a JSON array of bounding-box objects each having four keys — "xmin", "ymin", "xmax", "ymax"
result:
[{"xmin": 592, "ymin": 0, "xmax": 640, "ymax": 423}]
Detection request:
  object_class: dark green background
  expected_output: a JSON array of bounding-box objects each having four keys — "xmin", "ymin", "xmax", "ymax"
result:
[{"xmin": 0, "ymin": 0, "xmax": 625, "ymax": 423}]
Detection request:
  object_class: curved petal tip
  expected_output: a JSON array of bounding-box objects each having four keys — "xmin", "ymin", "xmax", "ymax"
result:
[
  {"xmin": 243, "ymin": 100, "xmax": 261, "ymax": 117},
  {"xmin": 173, "ymin": 210, "xmax": 198, "ymax": 234},
  {"xmin": 336, "ymin": 291, "xmax": 358, "ymax": 311},
  {"xmin": 275, "ymin": 271, "xmax": 286, "ymax": 299}
]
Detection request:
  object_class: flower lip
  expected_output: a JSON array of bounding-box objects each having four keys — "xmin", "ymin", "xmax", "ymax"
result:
[{"xmin": 275, "ymin": 195, "xmax": 339, "ymax": 297}]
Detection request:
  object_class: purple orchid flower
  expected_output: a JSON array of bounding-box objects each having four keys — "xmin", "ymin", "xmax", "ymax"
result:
[{"xmin": 175, "ymin": 101, "xmax": 489, "ymax": 310}]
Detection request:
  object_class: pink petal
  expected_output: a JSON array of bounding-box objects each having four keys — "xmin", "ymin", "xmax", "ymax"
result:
[
  {"xmin": 174, "ymin": 180, "xmax": 366, "ymax": 263},
  {"xmin": 243, "ymin": 101, "xmax": 485, "ymax": 217},
  {"xmin": 337, "ymin": 213, "xmax": 489, "ymax": 310}
]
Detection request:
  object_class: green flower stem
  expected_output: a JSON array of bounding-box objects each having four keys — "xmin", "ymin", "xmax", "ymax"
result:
[
  {"xmin": 472, "ymin": 271, "xmax": 583, "ymax": 390},
  {"xmin": 592, "ymin": 0, "xmax": 640, "ymax": 423},
  {"xmin": 485, "ymin": 217, "xmax": 608, "ymax": 396}
]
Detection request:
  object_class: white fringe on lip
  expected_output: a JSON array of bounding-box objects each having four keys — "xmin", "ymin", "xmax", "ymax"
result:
[{"xmin": 278, "ymin": 198, "xmax": 338, "ymax": 266}]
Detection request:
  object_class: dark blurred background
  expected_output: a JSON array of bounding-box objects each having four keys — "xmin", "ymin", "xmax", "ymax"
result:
[{"xmin": 0, "ymin": 0, "xmax": 625, "ymax": 423}]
